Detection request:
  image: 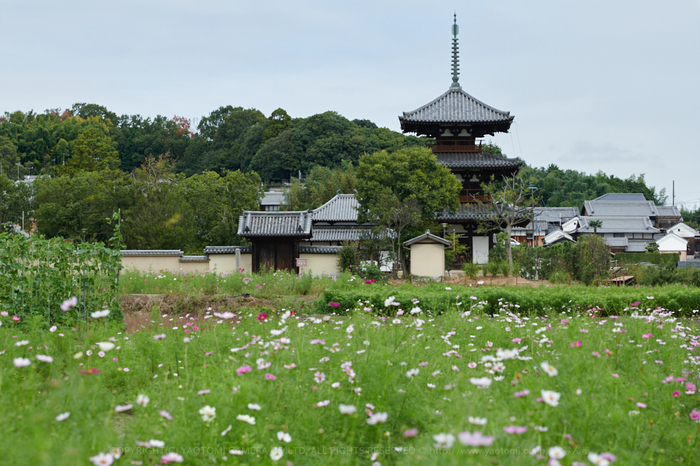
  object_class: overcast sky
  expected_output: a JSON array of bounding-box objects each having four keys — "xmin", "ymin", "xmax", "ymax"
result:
[{"xmin": 2, "ymin": 1, "xmax": 699, "ymax": 207}]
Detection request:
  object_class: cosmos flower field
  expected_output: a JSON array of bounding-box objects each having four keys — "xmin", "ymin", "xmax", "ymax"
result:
[{"xmin": 2, "ymin": 279, "xmax": 700, "ymax": 465}]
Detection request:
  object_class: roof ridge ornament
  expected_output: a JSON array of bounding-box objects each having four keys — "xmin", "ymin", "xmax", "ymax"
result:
[{"xmin": 450, "ymin": 13, "xmax": 461, "ymax": 90}]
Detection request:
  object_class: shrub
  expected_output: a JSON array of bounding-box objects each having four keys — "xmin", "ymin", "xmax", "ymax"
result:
[
  {"xmin": 362, "ymin": 264, "xmax": 385, "ymax": 282},
  {"xmin": 483, "ymin": 261, "xmax": 502, "ymax": 277},
  {"xmin": 338, "ymin": 241, "xmax": 361, "ymax": 272},
  {"xmin": 461, "ymin": 262, "xmax": 480, "ymax": 279}
]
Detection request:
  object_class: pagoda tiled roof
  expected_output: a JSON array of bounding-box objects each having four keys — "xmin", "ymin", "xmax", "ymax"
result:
[
  {"xmin": 400, "ymin": 88, "xmax": 514, "ymax": 129},
  {"xmin": 436, "ymin": 204, "xmax": 495, "ymax": 221},
  {"xmin": 435, "ymin": 152, "xmax": 522, "ymax": 170}
]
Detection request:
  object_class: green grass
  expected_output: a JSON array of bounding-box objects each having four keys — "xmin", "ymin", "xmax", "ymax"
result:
[{"xmin": 2, "ymin": 295, "xmax": 699, "ymax": 465}]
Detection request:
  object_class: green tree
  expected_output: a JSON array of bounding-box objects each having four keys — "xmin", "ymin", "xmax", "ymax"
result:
[
  {"xmin": 588, "ymin": 219, "xmax": 603, "ymax": 235},
  {"xmin": 283, "ymin": 161, "xmax": 357, "ymax": 211},
  {"xmin": 356, "ymin": 147, "xmax": 460, "ymax": 223},
  {"xmin": 479, "ymin": 172, "xmax": 539, "ymax": 266},
  {"xmin": 60, "ymin": 126, "xmax": 120, "ymax": 176}
]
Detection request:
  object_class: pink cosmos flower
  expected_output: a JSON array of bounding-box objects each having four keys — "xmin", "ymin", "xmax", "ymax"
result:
[
  {"xmin": 363, "ymin": 279, "xmax": 375, "ymax": 284},
  {"xmin": 642, "ymin": 333, "xmax": 653, "ymax": 339},
  {"xmin": 600, "ymin": 452, "xmax": 616, "ymax": 462},
  {"xmin": 265, "ymin": 373, "xmax": 277, "ymax": 380},
  {"xmin": 419, "ymin": 362, "xmax": 429, "ymax": 367},
  {"xmin": 197, "ymin": 389, "xmax": 211, "ymax": 395},
  {"xmin": 604, "ymin": 349, "xmax": 612, "ymax": 355},
  {"xmin": 79, "ymin": 368, "xmax": 101, "ymax": 375},
  {"xmin": 12, "ymin": 316, "xmax": 20, "ymax": 322},
  {"xmin": 329, "ymin": 302, "xmax": 340, "ymax": 307},
  {"xmin": 60, "ymin": 296, "xmax": 78, "ymax": 311},
  {"xmin": 503, "ymin": 426, "xmax": 528, "ymax": 434},
  {"xmin": 159, "ymin": 410, "xmax": 173, "ymax": 420},
  {"xmin": 631, "ymin": 301, "xmax": 641, "ymax": 307},
  {"xmin": 514, "ymin": 389, "xmax": 530, "ymax": 398},
  {"xmin": 236, "ymin": 365, "xmax": 252, "ymax": 375},
  {"xmin": 592, "ymin": 352, "xmax": 601, "ymax": 357},
  {"xmin": 458, "ymin": 431, "xmax": 495, "ymax": 446},
  {"xmin": 672, "ymin": 391, "xmax": 680, "ymax": 397},
  {"xmin": 690, "ymin": 409, "xmax": 700, "ymax": 421},
  {"xmin": 161, "ymin": 452, "xmax": 183, "ymax": 463},
  {"xmin": 468, "ymin": 362, "xmax": 477, "ymax": 369},
  {"xmin": 403, "ymin": 428, "xmax": 418, "ymax": 438},
  {"xmin": 512, "ymin": 338, "xmax": 522, "ymax": 344},
  {"xmin": 257, "ymin": 313, "xmax": 268, "ymax": 321},
  {"xmin": 636, "ymin": 402, "xmax": 647, "ymax": 408},
  {"xmin": 611, "ymin": 373, "xmax": 619, "ymax": 378},
  {"xmin": 310, "ymin": 339, "xmax": 325, "ymax": 345},
  {"xmin": 570, "ymin": 340, "xmax": 583, "ymax": 348},
  {"xmin": 686, "ymin": 382, "xmax": 696, "ymax": 394}
]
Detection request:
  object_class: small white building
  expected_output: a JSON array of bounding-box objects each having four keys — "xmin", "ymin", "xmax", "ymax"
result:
[
  {"xmin": 657, "ymin": 232, "xmax": 689, "ymax": 261},
  {"xmin": 403, "ymin": 230, "xmax": 452, "ymax": 279}
]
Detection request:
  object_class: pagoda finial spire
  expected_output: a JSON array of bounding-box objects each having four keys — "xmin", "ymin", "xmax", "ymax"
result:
[{"xmin": 450, "ymin": 13, "xmax": 461, "ymax": 90}]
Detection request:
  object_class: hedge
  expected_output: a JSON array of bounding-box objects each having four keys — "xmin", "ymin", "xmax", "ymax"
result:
[
  {"xmin": 316, "ymin": 284, "xmax": 700, "ymax": 316},
  {"xmin": 615, "ymin": 252, "xmax": 679, "ymax": 266}
]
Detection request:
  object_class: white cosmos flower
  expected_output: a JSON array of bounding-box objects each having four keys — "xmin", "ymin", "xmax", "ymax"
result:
[
  {"xmin": 248, "ymin": 403, "xmax": 261, "ymax": 410},
  {"xmin": 136, "ymin": 394, "xmax": 150, "ymax": 407},
  {"xmin": 49, "ymin": 325, "xmax": 57, "ymax": 332},
  {"xmin": 270, "ymin": 327, "xmax": 287, "ymax": 336},
  {"xmin": 91, "ymin": 310, "xmax": 110, "ymax": 318},
  {"xmin": 36, "ymin": 355, "xmax": 54, "ymax": 363},
  {"xmin": 469, "ymin": 377, "xmax": 492, "ymax": 388},
  {"xmin": 339, "ymin": 404, "xmax": 357, "ymax": 414},
  {"xmin": 276, "ymin": 431, "xmax": 292, "ymax": 442},
  {"xmin": 406, "ymin": 368, "xmax": 419, "ymax": 378},
  {"xmin": 199, "ymin": 405, "xmax": 216, "ymax": 422},
  {"xmin": 433, "ymin": 433, "xmax": 455, "ymax": 449},
  {"xmin": 149, "ymin": 439, "xmax": 165, "ymax": 448},
  {"xmin": 89, "ymin": 452, "xmax": 114, "ymax": 466},
  {"xmin": 55, "ymin": 412, "xmax": 70, "ymax": 421},
  {"xmin": 588, "ymin": 452, "xmax": 610, "ymax": 466},
  {"xmin": 410, "ymin": 307, "xmax": 422, "ymax": 314},
  {"xmin": 548, "ymin": 446, "xmax": 566, "ymax": 459},
  {"xmin": 97, "ymin": 342, "xmax": 115, "ymax": 352},
  {"xmin": 496, "ymin": 348, "xmax": 518, "ymax": 360},
  {"xmin": 13, "ymin": 357, "xmax": 31, "ymax": 367},
  {"xmin": 270, "ymin": 446, "xmax": 284, "ymax": 461},
  {"xmin": 366, "ymin": 412, "xmax": 388, "ymax": 425},
  {"xmin": 540, "ymin": 361, "xmax": 558, "ymax": 376},
  {"xmin": 541, "ymin": 389, "xmax": 561, "ymax": 407},
  {"xmin": 115, "ymin": 404, "xmax": 133, "ymax": 412},
  {"xmin": 468, "ymin": 416, "xmax": 487, "ymax": 425},
  {"xmin": 15, "ymin": 340, "xmax": 29, "ymax": 346},
  {"xmin": 236, "ymin": 414, "xmax": 255, "ymax": 425}
]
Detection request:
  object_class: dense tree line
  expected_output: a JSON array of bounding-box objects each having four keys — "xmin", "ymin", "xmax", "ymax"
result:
[{"xmin": 1, "ymin": 103, "xmax": 686, "ymax": 251}]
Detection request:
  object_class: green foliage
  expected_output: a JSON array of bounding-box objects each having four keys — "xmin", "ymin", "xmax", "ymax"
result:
[
  {"xmin": 616, "ymin": 252, "xmax": 678, "ymax": 266},
  {"xmin": 284, "ymin": 160, "xmax": 357, "ymax": 211},
  {"xmin": 361, "ymin": 264, "xmax": 385, "ymax": 282},
  {"xmin": 337, "ymin": 241, "xmax": 361, "ymax": 272},
  {"xmin": 482, "ymin": 261, "xmax": 503, "ymax": 277},
  {"xmin": 645, "ymin": 241, "xmax": 659, "ymax": 253},
  {"xmin": 680, "ymin": 205, "xmax": 700, "ymax": 230},
  {"xmin": 0, "ymin": 233, "xmax": 122, "ymax": 326},
  {"xmin": 461, "ymin": 261, "xmax": 480, "ymax": 279},
  {"xmin": 520, "ymin": 164, "xmax": 667, "ymax": 207},
  {"xmin": 574, "ymin": 235, "xmax": 611, "ymax": 285},
  {"xmin": 317, "ymin": 282, "xmax": 700, "ymax": 316},
  {"xmin": 630, "ymin": 263, "xmax": 700, "ymax": 287},
  {"xmin": 356, "ymin": 147, "xmax": 461, "ymax": 223}
]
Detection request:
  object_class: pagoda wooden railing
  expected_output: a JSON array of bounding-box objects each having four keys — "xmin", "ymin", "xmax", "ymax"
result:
[
  {"xmin": 429, "ymin": 141, "xmax": 483, "ymax": 153},
  {"xmin": 459, "ymin": 192, "xmax": 491, "ymax": 203}
]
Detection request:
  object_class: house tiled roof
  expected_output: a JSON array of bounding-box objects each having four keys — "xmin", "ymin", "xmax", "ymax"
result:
[
  {"xmin": 261, "ymin": 191, "xmax": 285, "ymax": 206},
  {"xmin": 238, "ymin": 211, "xmax": 313, "ymax": 237},
  {"xmin": 657, "ymin": 205, "xmax": 681, "ymax": 218},
  {"xmin": 400, "ymin": 88, "xmax": 513, "ymax": 127},
  {"xmin": 435, "ymin": 152, "xmax": 522, "ymax": 170},
  {"xmin": 204, "ymin": 246, "xmax": 252, "ymax": 254},
  {"xmin": 593, "ymin": 193, "xmax": 647, "ymax": 202},
  {"xmin": 583, "ymin": 200, "xmax": 659, "ymax": 217},
  {"xmin": 533, "ymin": 207, "xmax": 580, "ymax": 223},
  {"xmin": 312, "ymin": 194, "xmax": 359, "ymax": 222},
  {"xmin": 299, "ymin": 246, "xmax": 342, "ymax": 254},
  {"xmin": 309, "ymin": 228, "xmax": 365, "ymax": 242},
  {"xmin": 575, "ymin": 216, "xmax": 660, "ymax": 234},
  {"xmin": 121, "ymin": 250, "xmax": 183, "ymax": 256}
]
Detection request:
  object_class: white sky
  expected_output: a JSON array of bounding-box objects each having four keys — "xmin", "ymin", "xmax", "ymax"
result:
[{"xmin": 2, "ymin": 0, "xmax": 699, "ymax": 207}]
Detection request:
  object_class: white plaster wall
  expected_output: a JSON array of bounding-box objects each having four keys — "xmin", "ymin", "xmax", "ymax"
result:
[
  {"xmin": 209, "ymin": 254, "xmax": 252, "ymax": 275},
  {"xmin": 300, "ymin": 253, "xmax": 340, "ymax": 276},
  {"xmin": 409, "ymin": 243, "xmax": 445, "ymax": 278}
]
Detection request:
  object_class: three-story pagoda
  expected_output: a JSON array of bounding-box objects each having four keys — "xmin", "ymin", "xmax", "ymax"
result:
[{"xmin": 399, "ymin": 15, "xmax": 523, "ymax": 263}]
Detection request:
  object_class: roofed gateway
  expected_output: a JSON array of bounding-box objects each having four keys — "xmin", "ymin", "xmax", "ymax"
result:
[{"xmin": 399, "ymin": 14, "xmax": 523, "ymax": 263}]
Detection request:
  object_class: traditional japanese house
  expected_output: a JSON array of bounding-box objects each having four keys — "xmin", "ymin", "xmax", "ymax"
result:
[{"xmin": 399, "ymin": 15, "xmax": 523, "ymax": 263}]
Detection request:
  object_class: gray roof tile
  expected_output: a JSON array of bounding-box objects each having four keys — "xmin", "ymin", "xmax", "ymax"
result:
[
  {"xmin": 121, "ymin": 250, "xmax": 183, "ymax": 256},
  {"xmin": 534, "ymin": 207, "xmax": 580, "ymax": 223},
  {"xmin": 299, "ymin": 246, "xmax": 342, "ymax": 254},
  {"xmin": 261, "ymin": 191, "xmax": 285, "ymax": 206},
  {"xmin": 400, "ymin": 88, "xmax": 513, "ymax": 126},
  {"xmin": 403, "ymin": 230, "xmax": 452, "ymax": 247},
  {"xmin": 583, "ymin": 200, "xmax": 658, "ymax": 217},
  {"xmin": 179, "ymin": 255, "xmax": 209, "ymax": 262},
  {"xmin": 204, "ymin": 246, "xmax": 252, "ymax": 254},
  {"xmin": 576, "ymin": 216, "xmax": 660, "ymax": 234},
  {"xmin": 436, "ymin": 204, "xmax": 495, "ymax": 221},
  {"xmin": 435, "ymin": 152, "xmax": 522, "ymax": 169},
  {"xmin": 238, "ymin": 211, "xmax": 313, "ymax": 237},
  {"xmin": 312, "ymin": 194, "xmax": 359, "ymax": 222}
]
